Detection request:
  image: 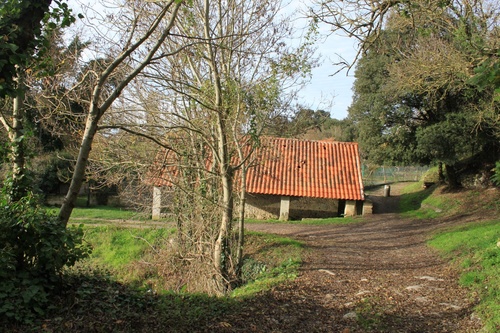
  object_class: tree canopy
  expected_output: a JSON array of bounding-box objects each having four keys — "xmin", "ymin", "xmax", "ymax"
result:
[
  {"xmin": 329, "ymin": 0, "xmax": 500, "ymax": 185},
  {"xmin": 0, "ymin": 0, "xmax": 79, "ymax": 97}
]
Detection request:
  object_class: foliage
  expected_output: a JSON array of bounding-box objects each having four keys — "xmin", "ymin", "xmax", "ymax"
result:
[
  {"xmin": 428, "ymin": 220, "xmax": 500, "ymax": 331},
  {"xmin": 0, "ymin": 0, "xmax": 80, "ymax": 97},
  {"xmin": 30, "ymin": 151, "xmax": 74, "ymax": 195},
  {"xmin": 344, "ymin": 0, "xmax": 500, "ymax": 185},
  {"xmin": 0, "ymin": 190, "xmax": 90, "ymax": 324},
  {"xmin": 470, "ymin": 50, "xmax": 500, "ymax": 102},
  {"xmin": 492, "ymin": 161, "xmax": 500, "ymax": 186},
  {"xmin": 265, "ymin": 108, "xmax": 354, "ymax": 141}
]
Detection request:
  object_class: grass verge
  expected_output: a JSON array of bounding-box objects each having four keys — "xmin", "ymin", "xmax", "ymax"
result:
[
  {"xmin": 399, "ymin": 182, "xmax": 458, "ymax": 218},
  {"xmin": 428, "ymin": 220, "xmax": 500, "ymax": 331},
  {"xmin": 80, "ymin": 226, "xmax": 304, "ymax": 294},
  {"xmin": 81, "ymin": 226, "xmax": 175, "ymax": 285},
  {"xmin": 46, "ymin": 205, "xmax": 149, "ymax": 221},
  {"xmin": 233, "ymin": 231, "xmax": 304, "ymax": 297}
]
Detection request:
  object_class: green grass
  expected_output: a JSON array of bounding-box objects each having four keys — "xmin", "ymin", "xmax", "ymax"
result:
[
  {"xmin": 82, "ymin": 226, "xmax": 175, "ymax": 283},
  {"xmin": 232, "ymin": 232, "xmax": 304, "ymax": 297},
  {"xmin": 46, "ymin": 205, "xmax": 150, "ymax": 222},
  {"xmin": 428, "ymin": 220, "xmax": 500, "ymax": 331},
  {"xmin": 81, "ymin": 225, "xmax": 304, "ymax": 297},
  {"xmin": 71, "ymin": 206, "xmax": 148, "ymax": 220},
  {"xmin": 399, "ymin": 182, "xmax": 455, "ymax": 218}
]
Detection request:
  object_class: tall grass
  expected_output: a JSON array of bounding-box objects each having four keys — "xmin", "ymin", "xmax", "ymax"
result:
[
  {"xmin": 81, "ymin": 226, "xmax": 174, "ymax": 284},
  {"xmin": 429, "ymin": 220, "xmax": 500, "ymax": 331},
  {"xmin": 81, "ymin": 226, "xmax": 304, "ymax": 296}
]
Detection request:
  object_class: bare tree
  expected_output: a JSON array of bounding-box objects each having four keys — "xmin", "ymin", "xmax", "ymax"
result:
[
  {"xmin": 309, "ymin": 0, "xmax": 500, "ymax": 72},
  {"xmin": 57, "ymin": 0, "xmax": 183, "ymax": 226},
  {"xmin": 126, "ymin": 0, "xmax": 313, "ymax": 293}
]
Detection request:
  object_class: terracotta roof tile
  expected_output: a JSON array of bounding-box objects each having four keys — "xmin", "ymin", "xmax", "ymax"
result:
[
  {"xmin": 246, "ymin": 137, "xmax": 364, "ymax": 200},
  {"xmin": 149, "ymin": 137, "xmax": 364, "ymax": 201}
]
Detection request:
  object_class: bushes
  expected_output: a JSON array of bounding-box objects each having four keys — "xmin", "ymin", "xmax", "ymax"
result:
[
  {"xmin": 0, "ymin": 192, "xmax": 91, "ymax": 324},
  {"xmin": 422, "ymin": 166, "xmax": 441, "ymax": 184},
  {"xmin": 492, "ymin": 161, "xmax": 500, "ymax": 186}
]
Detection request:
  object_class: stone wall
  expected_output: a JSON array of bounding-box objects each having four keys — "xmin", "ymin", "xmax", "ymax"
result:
[
  {"xmin": 245, "ymin": 194, "xmax": 281, "ymax": 220},
  {"xmin": 245, "ymin": 193, "xmax": 340, "ymax": 220}
]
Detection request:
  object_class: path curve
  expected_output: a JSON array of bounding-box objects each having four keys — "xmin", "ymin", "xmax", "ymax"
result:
[{"xmin": 211, "ymin": 183, "xmax": 483, "ymax": 332}]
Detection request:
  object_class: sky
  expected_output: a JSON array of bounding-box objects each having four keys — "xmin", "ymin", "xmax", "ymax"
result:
[
  {"xmin": 67, "ymin": 0, "xmax": 358, "ymax": 120},
  {"xmin": 287, "ymin": 1, "xmax": 359, "ymax": 120},
  {"xmin": 298, "ymin": 34, "xmax": 357, "ymax": 120}
]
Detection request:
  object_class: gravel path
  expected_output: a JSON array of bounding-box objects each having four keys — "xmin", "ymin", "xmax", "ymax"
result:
[{"xmin": 211, "ymin": 183, "xmax": 484, "ymax": 332}]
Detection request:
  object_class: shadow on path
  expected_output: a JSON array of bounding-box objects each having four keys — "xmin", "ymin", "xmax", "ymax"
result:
[{"xmin": 241, "ymin": 182, "xmax": 483, "ymax": 332}]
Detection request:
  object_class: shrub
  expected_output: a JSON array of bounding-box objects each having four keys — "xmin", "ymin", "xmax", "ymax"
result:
[
  {"xmin": 0, "ymin": 191, "xmax": 91, "ymax": 324},
  {"xmin": 491, "ymin": 161, "xmax": 500, "ymax": 186},
  {"xmin": 422, "ymin": 166, "xmax": 441, "ymax": 184}
]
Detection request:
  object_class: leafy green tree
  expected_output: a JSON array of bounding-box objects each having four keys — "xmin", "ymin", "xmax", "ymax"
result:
[
  {"xmin": 0, "ymin": 1, "xmax": 79, "ymax": 201},
  {"xmin": 0, "ymin": 0, "xmax": 78, "ymax": 97},
  {"xmin": 339, "ymin": 1, "xmax": 500, "ymax": 186}
]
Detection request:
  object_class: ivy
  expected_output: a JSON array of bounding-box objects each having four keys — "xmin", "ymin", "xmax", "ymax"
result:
[
  {"xmin": 0, "ymin": 0, "xmax": 81, "ymax": 97},
  {"xmin": 0, "ymin": 189, "xmax": 91, "ymax": 324}
]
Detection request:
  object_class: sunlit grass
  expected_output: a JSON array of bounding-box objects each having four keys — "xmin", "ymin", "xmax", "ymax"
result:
[
  {"xmin": 46, "ymin": 205, "xmax": 148, "ymax": 221},
  {"xmin": 428, "ymin": 220, "xmax": 500, "ymax": 331},
  {"xmin": 81, "ymin": 226, "xmax": 175, "ymax": 283},
  {"xmin": 399, "ymin": 182, "xmax": 457, "ymax": 218}
]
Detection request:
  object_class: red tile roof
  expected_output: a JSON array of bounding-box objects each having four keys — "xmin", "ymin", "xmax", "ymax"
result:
[
  {"xmin": 246, "ymin": 137, "xmax": 364, "ymax": 200},
  {"xmin": 149, "ymin": 137, "xmax": 364, "ymax": 201}
]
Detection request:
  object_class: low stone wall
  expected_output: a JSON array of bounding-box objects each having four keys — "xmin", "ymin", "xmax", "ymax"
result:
[
  {"xmin": 245, "ymin": 194, "xmax": 281, "ymax": 220},
  {"xmin": 245, "ymin": 193, "xmax": 340, "ymax": 220}
]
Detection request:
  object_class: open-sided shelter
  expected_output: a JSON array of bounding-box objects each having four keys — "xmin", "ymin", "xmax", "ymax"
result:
[
  {"xmin": 149, "ymin": 137, "xmax": 366, "ymax": 220},
  {"xmin": 244, "ymin": 137, "xmax": 365, "ymax": 220}
]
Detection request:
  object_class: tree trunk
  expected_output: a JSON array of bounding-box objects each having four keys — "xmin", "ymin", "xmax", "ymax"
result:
[
  {"xmin": 9, "ymin": 73, "xmax": 26, "ymax": 202},
  {"xmin": 445, "ymin": 163, "xmax": 461, "ymax": 188},
  {"xmin": 235, "ymin": 166, "xmax": 246, "ymax": 277},
  {"xmin": 57, "ymin": 1, "xmax": 182, "ymax": 226},
  {"xmin": 213, "ymin": 162, "xmax": 234, "ymax": 292},
  {"xmin": 58, "ymin": 108, "xmax": 100, "ymax": 226},
  {"xmin": 438, "ymin": 162, "xmax": 445, "ymax": 183}
]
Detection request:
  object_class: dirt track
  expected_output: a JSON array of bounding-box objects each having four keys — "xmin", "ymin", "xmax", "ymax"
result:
[{"xmin": 212, "ymin": 183, "xmax": 485, "ymax": 332}]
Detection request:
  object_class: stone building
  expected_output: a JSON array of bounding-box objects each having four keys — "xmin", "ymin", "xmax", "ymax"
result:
[
  {"xmin": 150, "ymin": 137, "xmax": 366, "ymax": 220},
  {"xmin": 243, "ymin": 137, "xmax": 365, "ymax": 220}
]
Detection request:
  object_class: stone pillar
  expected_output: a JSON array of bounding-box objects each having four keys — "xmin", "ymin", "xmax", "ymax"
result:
[
  {"xmin": 344, "ymin": 200, "xmax": 357, "ymax": 217},
  {"xmin": 152, "ymin": 186, "xmax": 162, "ymax": 220},
  {"xmin": 279, "ymin": 196, "xmax": 290, "ymax": 221},
  {"xmin": 384, "ymin": 185, "xmax": 391, "ymax": 197},
  {"xmin": 362, "ymin": 199, "xmax": 373, "ymax": 215}
]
